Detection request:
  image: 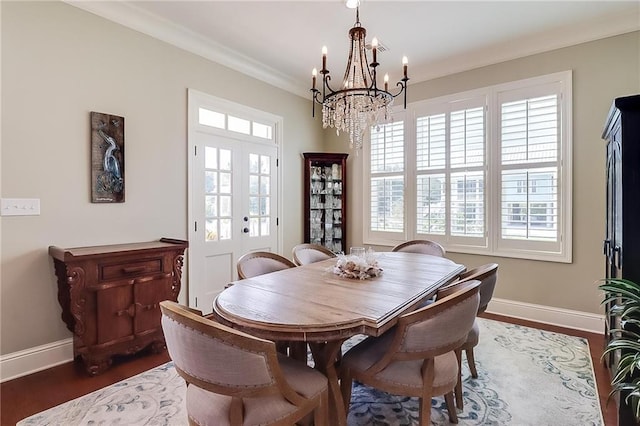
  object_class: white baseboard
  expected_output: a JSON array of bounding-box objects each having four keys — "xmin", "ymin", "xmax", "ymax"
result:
[
  {"xmin": 487, "ymin": 297, "xmax": 605, "ymax": 334},
  {"xmin": 0, "ymin": 299, "xmax": 606, "ymax": 382},
  {"xmin": 0, "ymin": 338, "xmax": 73, "ymax": 383}
]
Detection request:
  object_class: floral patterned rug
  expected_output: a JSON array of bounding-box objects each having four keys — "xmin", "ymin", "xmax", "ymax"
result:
[{"xmin": 18, "ymin": 318, "xmax": 604, "ymax": 425}]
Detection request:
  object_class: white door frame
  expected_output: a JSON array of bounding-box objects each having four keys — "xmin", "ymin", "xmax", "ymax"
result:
[{"xmin": 186, "ymin": 89, "xmax": 283, "ymax": 308}]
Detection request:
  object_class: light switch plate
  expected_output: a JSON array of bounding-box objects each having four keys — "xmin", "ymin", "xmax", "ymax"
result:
[{"xmin": 1, "ymin": 198, "xmax": 41, "ymax": 216}]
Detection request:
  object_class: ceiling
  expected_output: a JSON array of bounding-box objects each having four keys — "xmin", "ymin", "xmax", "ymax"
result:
[{"xmin": 66, "ymin": 1, "xmax": 639, "ymax": 99}]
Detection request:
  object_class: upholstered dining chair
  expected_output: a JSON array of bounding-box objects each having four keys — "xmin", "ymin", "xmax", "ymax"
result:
[
  {"xmin": 437, "ymin": 263, "xmax": 498, "ymax": 379},
  {"xmin": 236, "ymin": 251, "xmax": 296, "ymax": 280},
  {"xmin": 339, "ymin": 280, "xmax": 481, "ymax": 425},
  {"xmin": 291, "ymin": 243, "xmax": 337, "ymax": 266},
  {"xmin": 160, "ymin": 300, "xmax": 329, "ymax": 426},
  {"xmin": 391, "ymin": 239, "xmax": 446, "ymax": 257}
]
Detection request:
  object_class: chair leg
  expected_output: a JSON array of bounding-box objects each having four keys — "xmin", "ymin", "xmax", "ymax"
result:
[
  {"xmin": 444, "ymin": 392, "xmax": 459, "ymax": 424},
  {"xmin": 466, "ymin": 347, "xmax": 478, "ymax": 378},
  {"xmin": 419, "ymin": 396, "xmax": 431, "ymax": 426},
  {"xmin": 454, "ymin": 348, "xmax": 463, "ymax": 409}
]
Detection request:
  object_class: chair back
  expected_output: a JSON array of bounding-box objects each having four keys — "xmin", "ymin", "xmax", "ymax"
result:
[
  {"xmin": 391, "ymin": 239, "xmax": 446, "ymax": 257},
  {"xmin": 456, "ymin": 263, "xmax": 498, "ymax": 313},
  {"xmin": 368, "ymin": 281, "xmax": 480, "ymax": 372},
  {"xmin": 292, "ymin": 243, "xmax": 336, "ymax": 266},
  {"xmin": 237, "ymin": 251, "xmax": 296, "ymax": 279},
  {"xmin": 160, "ymin": 301, "xmax": 284, "ymax": 397},
  {"xmin": 401, "ymin": 280, "xmax": 480, "ymax": 355}
]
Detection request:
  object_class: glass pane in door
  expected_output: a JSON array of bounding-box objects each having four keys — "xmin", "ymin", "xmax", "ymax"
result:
[
  {"xmin": 205, "ymin": 147, "xmax": 233, "ymax": 241},
  {"xmin": 248, "ymin": 153, "xmax": 272, "ymax": 237}
]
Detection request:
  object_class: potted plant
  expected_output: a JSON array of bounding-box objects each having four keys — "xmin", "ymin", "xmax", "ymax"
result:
[{"xmin": 600, "ymin": 277, "xmax": 640, "ymax": 423}]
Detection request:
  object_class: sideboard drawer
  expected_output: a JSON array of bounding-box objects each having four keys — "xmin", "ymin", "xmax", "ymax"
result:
[{"xmin": 100, "ymin": 258, "xmax": 163, "ymax": 281}]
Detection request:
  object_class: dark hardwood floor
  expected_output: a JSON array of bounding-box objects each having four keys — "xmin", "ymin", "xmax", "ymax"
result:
[{"xmin": 1, "ymin": 314, "xmax": 615, "ymax": 425}]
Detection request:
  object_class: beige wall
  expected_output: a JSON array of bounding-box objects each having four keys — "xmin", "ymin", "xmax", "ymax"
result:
[
  {"xmin": 2, "ymin": 0, "xmax": 639, "ymax": 358},
  {"xmin": 0, "ymin": 1, "xmax": 324, "ymax": 355},
  {"xmin": 327, "ymin": 31, "xmax": 640, "ymax": 316}
]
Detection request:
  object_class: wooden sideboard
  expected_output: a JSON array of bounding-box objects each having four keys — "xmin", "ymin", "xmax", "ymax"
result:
[{"xmin": 49, "ymin": 238, "xmax": 188, "ymax": 375}]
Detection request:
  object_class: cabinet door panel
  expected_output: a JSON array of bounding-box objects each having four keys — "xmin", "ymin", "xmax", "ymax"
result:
[
  {"xmin": 96, "ymin": 284, "xmax": 134, "ymax": 345},
  {"xmin": 134, "ymin": 276, "xmax": 168, "ymax": 335},
  {"xmin": 613, "ymin": 131, "xmax": 623, "ymax": 273}
]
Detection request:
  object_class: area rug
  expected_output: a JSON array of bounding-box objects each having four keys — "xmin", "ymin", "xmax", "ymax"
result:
[{"xmin": 17, "ymin": 318, "xmax": 604, "ymax": 425}]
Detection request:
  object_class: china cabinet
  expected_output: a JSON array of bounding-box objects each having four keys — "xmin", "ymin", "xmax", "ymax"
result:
[
  {"xmin": 49, "ymin": 238, "xmax": 188, "ymax": 375},
  {"xmin": 602, "ymin": 94, "xmax": 640, "ymax": 425},
  {"xmin": 303, "ymin": 152, "xmax": 348, "ymax": 253}
]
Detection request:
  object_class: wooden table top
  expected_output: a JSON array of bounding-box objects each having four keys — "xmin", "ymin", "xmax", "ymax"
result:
[{"xmin": 213, "ymin": 252, "xmax": 465, "ymax": 342}]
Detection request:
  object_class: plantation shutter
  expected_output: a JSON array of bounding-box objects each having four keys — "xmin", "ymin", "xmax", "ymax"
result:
[
  {"xmin": 369, "ymin": 121, "xmax": 404, "ymax": 233},
  {"xmin": 414, "ymin": 98, "xmax": 487, "ymax": 247},
  {"xmin": 498, "ymin": 86, "xmax": 564, "ymax": 255}
]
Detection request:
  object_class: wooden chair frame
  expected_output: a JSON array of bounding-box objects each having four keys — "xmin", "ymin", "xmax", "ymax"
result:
[
  {"xmin": 340, "ymin": 281, "xmax": 480, "ymax": 425},
  {"xmin": 160, "ymin": 301, "xmax": 328, "ymax": 426},
  {"xmin": 437, "ymin": 262, "xmax": 498, "ymax": 402},
  {"xmin": 236, "ymin": 251, "xmax": 296, "ymax": 280}
]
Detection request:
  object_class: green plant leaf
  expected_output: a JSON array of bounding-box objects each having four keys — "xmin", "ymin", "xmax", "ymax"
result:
[{"xmin": 599, "ymin": 278, "xmax": 640, "ymax": 422}]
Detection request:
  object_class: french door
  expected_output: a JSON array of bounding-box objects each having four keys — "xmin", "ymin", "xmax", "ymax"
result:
[{"xmin": 188, "ymin": 90, "xmax": 281, "ymax": 314}]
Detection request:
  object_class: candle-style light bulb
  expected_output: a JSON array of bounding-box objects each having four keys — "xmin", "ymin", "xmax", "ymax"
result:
[
  {"xmin": 312, "ymin": 68, "xmax": 317, "ymax": 90},
  {"xmin": 322, "ymin": 46, "xmax": 327, "ymax": 71},
  {"xmin": 402, "ymin": 56, "xmax": 408, "ymax": 78},
  {"xmin": 384, "ymin": 73, "xmax": 389, "ymax": 91},
  {"xmin": 371, "ymin": 37, "xmax": 378, "ymax": 64}
]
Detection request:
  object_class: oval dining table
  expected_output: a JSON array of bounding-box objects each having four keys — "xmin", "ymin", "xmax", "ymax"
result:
[{"xmin": 212, "ymin": 251, "xmax": 465, "ymax": 426}]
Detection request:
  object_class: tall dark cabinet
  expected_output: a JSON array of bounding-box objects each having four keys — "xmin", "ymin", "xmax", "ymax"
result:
[
  {"xmin": 602, "ymin": 94, "xmax": 640, "ymax": 425},
  {"xmin": 303, "ymin": 152, "xmax": 348, "ymax": 253}
]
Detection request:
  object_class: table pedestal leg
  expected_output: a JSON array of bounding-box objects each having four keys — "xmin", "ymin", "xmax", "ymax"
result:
[{"xmin": 309, "ymin": 340, "xmax": 347, "ymax": 426}]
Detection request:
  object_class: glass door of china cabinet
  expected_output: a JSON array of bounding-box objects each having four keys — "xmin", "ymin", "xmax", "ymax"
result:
[{"xmin": 303, "ymin": 153, "xmax": 348, "ymax": 253}]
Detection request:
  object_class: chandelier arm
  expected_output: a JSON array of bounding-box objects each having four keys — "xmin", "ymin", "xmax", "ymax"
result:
[
  {"xmin": 391, "ymin": 78, "xmax": 410, "ymax": 108},
  {"xmin": 311, "ymin": 89, "xmax": 321, "ymax": 116},
  {"xmin": 322, "ymin": 74, "xmax": 339, "ymax": 96}
]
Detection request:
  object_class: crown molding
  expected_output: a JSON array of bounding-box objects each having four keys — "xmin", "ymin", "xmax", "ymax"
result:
[
  {"xmin": 63, "ymin": 1, "xmax": 308, "ymax": 98},
  {"xmin": 63, "ymin": 1, "xmax": 638, "ymax": 100}
]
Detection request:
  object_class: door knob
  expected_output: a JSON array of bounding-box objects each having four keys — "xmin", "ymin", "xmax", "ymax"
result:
[
  {"xmin": 243, "ymin": 216, "xmax": 249, "ymax": 222},
  {"xmin": 243, "ymin": 227, "xmax": 249, "ymax": 233}
]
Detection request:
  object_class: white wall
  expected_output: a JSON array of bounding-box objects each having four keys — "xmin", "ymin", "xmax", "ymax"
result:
[{"xmin": 0, "ymin": 1, "xmax": 324, "ymax": 357}]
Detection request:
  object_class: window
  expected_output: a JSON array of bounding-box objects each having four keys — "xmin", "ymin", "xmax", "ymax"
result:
[
  {"xmin": 364, "ymin": 71, "xmax": 572, "ymax": 262},
  {"xmin": 198, "ymin": 107, "xmax": 274, "ymax": 141}
]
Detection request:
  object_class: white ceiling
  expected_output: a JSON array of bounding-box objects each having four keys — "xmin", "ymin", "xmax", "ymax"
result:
[{"xmin": 67, "ymin": 1, "xmax": 639, "ymax": 99}]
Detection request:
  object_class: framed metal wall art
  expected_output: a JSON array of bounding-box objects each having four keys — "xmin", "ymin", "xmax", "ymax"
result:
[{"xmin": 90, "ymin": 112, "xmax": 125, "ymax": 203}]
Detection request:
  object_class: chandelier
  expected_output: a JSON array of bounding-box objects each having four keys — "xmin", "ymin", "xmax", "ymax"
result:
[{"xmin": 310, "ymin": 4, "xmax": 408, "ymax": 150}]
